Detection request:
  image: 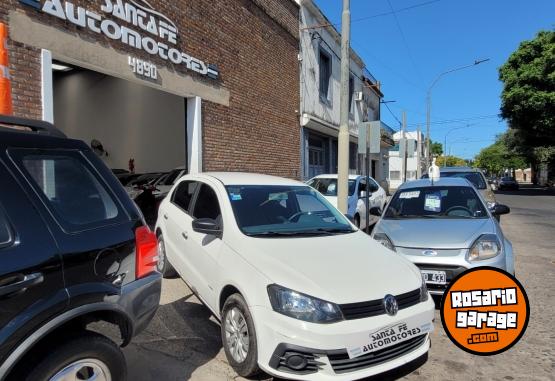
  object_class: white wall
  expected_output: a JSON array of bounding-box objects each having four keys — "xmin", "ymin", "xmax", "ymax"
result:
[
  {"xmin": 299, "ymin": 2, "xmax": 379, "ymax": 135},
  {"xmin": 53, "ymin": 70, "xmax": 186, "ymax": 173}
]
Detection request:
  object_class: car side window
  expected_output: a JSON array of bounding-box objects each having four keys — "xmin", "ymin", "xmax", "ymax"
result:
[
  {"xmin": 192, "ymin": 184, "xmax": 222, "ymax": 220},
  {"xmin": 10, "ymin": 150, "xmax": 125, "ymax": 232},
  {"xmin": 171, "ymin": 181, "xmax": 198, "ymax": 213},
  {"xmin": 0, "ymin": 204, "xmax": 13, "ymax": 248},
  {"xmin": 358, "ymin": 179, "xmax": 366, "ymax": 196}
]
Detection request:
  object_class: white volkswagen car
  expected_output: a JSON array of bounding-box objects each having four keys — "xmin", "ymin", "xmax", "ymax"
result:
[
  {"xmin": 306, "ymin": 174, "xmax": 387, "ymax": 229},
  {"xmin": 155, "ymin": 173, "xmax": 434, "ymax": 380}
]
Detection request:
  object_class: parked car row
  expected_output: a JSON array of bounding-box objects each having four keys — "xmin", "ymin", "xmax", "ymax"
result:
[{"xmin": 0, "ymin": 116, "xmax": 516, "ymax": 381}]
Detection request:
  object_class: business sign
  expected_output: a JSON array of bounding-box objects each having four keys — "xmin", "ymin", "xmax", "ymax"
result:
[{"xmin": 20, "ymin": 0, "xmax": 219, "ymax": 79}]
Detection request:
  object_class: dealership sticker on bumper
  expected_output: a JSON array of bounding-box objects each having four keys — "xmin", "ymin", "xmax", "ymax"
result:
[{"xmin": 346, "ymin": 317, "xmax": 433, "ymax": 359}]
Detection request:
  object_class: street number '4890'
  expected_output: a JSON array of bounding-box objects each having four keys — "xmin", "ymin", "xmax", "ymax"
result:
[{"xmin": 128, "ymin": 56, "xmax": 158, "ymax": 80}]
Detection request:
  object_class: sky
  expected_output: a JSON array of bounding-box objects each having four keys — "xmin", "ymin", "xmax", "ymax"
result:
[{"xmin": 313, "ymin": 0, "xmax": 555, "ymax": 159}]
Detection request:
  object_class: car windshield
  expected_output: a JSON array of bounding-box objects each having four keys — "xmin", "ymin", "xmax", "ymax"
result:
[
  {"xmin": 384, "ymin": 186, "xmax": 488, "ymax": 219},
  {"xmin": 226, "ymin": 185, "xmax": 356, "ymax": 237},
  {"xmin": 309, "ymin": 178, "xmax": 357, "ymax": 196},
  {"xmin": 128, "ymin": 173, "xmax": 162, "ymax": 186},
  {"xmin": 441, "ymin": 172, "xmax": 487, "ymax": 189}
]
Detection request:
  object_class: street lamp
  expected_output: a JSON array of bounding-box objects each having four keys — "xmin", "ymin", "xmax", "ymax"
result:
[
  {"xmin": 443, "ymin": 124, "xmax": 475, "ymax": 167},
  {"xmin": 425, "ymin": 58, "xmax": 490, "ymax": 169}
]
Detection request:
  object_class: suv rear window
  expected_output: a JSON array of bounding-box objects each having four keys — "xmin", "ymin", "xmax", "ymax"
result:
[{"xmin": 10, "ymin": 150, "xmax": 126, "ymax": 232}]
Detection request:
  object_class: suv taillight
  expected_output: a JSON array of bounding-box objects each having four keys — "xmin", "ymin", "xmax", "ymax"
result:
[{"xmin": 135, "ymin": 226, "xmax": 158, "ymax": 279}]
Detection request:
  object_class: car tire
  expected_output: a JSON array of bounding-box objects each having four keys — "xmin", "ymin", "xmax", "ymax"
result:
[
  {"xmin": 221, "ymin": 293, "xmax": 261, "ymax": 378},
  {"xmin": 354, "ymin": 214, "xmax": 361, "ymax": 228},
  {"xmin": 157, "ymin": 234, "xmax": 177, "ymax": 278},
  {"xmin": 23, "ymin": 331, "xmax": 126, "ymax": 381}
]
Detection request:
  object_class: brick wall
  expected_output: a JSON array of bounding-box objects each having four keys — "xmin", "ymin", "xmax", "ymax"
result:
[{"xmin": 0, "ymin": 0, "xmax": 301, "ymax": 179}]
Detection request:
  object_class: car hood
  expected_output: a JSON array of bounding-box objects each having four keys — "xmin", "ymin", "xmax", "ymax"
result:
[
  {"xmin": 375, "ymin": 218, "xmax": 495, "ymax": 249},
  {"xmin": 231, "ymin": 231, "xmax": 422, "ymax": 304}
]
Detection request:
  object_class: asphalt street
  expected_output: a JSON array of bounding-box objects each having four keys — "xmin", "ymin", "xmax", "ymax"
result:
[{"xmin": 113, "ymin": 184, "xmax": 555, "ymax": 381}]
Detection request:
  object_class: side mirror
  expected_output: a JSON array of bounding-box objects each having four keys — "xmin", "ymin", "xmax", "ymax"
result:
[
  {"xmin": 192, "ymin": 218, "xmax": 222, "ymax": 236},
  {"xmin": 369, "ymin": 183, "xmax": 379, "ymax": 193},
  {"xmin": 491, "ymin": 204, "xmax": 510, "ymax": 216},
  {"xmin": 369, "ymin": 207, "xmax": 382, "ymax": 217}
]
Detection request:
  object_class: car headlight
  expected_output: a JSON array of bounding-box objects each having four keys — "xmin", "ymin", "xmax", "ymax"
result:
[
  {"xmin": 469, "ymin": 234, "xmax": 501, "ymax": 261},
  {"xmin": 420, "ymin": 275, "xmax": 429, "ymax": 302},
  {"xmin": 373, "ymin": 233, "xmax": 396, "ymax": 252},
  {"xmin": 267, "ymin": 285, "xmax": 343, "ymax": 323}
]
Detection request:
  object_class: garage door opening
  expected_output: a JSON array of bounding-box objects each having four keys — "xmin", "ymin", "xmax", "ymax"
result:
[{"xmin": 52, "ymin": 61, "xmax": 187, "ymax": 176}]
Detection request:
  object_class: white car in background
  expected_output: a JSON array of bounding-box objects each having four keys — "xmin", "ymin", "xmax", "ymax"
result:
[
  {"xmin": 307, "ymin": 174, "xmax": 387, "ymax": 229},
  {"xmin": 155, "ymin": 172, "xmax": 434, "ymax": 380}
]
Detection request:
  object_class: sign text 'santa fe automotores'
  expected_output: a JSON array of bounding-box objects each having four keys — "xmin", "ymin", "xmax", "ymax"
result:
[{"xmin": 441, "ymin": 267, "xmax": 529, "ymax": 355}]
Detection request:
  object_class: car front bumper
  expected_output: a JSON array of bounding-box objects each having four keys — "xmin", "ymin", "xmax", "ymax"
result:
[
  {"xmin": 399, "ymin": 252, "xmax": 509, "ymax": 295},
  {"xmin": 251, "ymin": 297, "xmax": 435, "ymax": 380}
]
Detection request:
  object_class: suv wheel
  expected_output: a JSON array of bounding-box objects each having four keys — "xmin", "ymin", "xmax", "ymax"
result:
[
  {"xmin": 25, "ymin": 331, "xmax": 125, "ymax": 381},
  {"xmin": 221, "ymin": 294, "xmax": 260, "ymax": 378},
  {"xmin": 157, "ymin": 234, "xmax": 177, "ymax": 278}
]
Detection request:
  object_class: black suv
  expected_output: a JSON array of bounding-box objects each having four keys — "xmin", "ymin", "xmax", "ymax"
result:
[{"xmin": 0, "ymin": 116, "xmax": 161, "ymax": 380}]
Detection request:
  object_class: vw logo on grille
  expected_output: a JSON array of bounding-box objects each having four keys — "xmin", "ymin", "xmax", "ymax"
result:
[
  {"xmin": 422, "ymin": 249, "xmax": 438, "ymax": 256},
  {"xmin": 383, "ymin": 294, "xmax": 398, "ymax": 316}
]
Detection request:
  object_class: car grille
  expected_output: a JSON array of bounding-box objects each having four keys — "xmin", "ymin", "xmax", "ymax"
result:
[
  {"xmin": 327, "ymin": 334, "xmax": 427, "ymax": 374},
  {"xmin": 339, "ymin": 288, "xmax": 421, "ymax": 320}
]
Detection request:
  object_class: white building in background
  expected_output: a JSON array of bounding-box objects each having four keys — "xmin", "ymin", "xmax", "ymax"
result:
[
  {"xmin": 388, "ymin": 130, "xmax": 426, "ymax": 192},
  {"xmin": 297, "ymin": 0, "xmax": 393, "ymax": 189}
]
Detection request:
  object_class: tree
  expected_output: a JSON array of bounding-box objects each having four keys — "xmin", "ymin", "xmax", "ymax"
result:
[
  {"xmin": 499, "ymin": 30, "xmax": 555, "ymax": 164},
  {"xmin": 436, "ymin": 155, "xmax": 466, "ymax": 167},
  {"xmin": 474, "ymin": 133, "xmax": 528, "ymax": 176},
  {"xmin": 430, "ymin": 141, "xmax": 443, "ymax": 156}
]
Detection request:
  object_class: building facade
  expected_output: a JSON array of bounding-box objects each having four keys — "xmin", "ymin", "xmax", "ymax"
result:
[
  {"xmin": 1, "ymin": 0, "xmax": 301, "ymax": 177},
  {"xmin": 297, "ymin": 0, "xmax": 392, "ymax": 187},
  {"xmin": 388, "ymin": 130, "xmax": 426, "ymax": 192}
]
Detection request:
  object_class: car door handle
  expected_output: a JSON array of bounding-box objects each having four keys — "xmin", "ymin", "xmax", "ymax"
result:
[
  {"xmin": 0, "ymin": 272, "xmax": 44, "ymax": 297},
  {"xmin": 182, "ymin": 231, "xmax": 188, "ymax": 240},
  {"xmin": 163, "ymin": 214, "xmax": 168, "ymax": 220}
]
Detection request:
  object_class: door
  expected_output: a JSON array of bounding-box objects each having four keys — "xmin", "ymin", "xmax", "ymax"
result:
[
  {"xmin": 187, "ymin": 182, "xmax": 224, "ymax": 311},
  {"xmin": 0, "ymin": 162, "xmax": 66, "ymax": 364},
  {"xmin": 163, "ymin": 180, "xmax": 199, "ymax": 286},
  {"xmin": 7, "ymin": 148, "xmax": 136, "ymax": 309}
]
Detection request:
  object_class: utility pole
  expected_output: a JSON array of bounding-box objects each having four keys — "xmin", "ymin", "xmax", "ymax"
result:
[
  {"xmin": 416, "ymin": 125, "xmax": 422, "ymax": 178},
  {"xmin": 401, "ymin": 111, "xmax": 407, "ymax": 183},
  {"xmin": 337, "ymin": 0, "xmax": 351, "ymax": 214}
]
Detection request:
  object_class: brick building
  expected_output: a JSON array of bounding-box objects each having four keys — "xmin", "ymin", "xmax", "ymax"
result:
[{"xmin": 0, "ymin": 0, "xmax": 301, "ymax": 178}]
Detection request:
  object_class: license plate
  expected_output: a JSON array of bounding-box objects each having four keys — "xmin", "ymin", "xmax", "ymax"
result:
[
  {"xmin": 346, "ymin": 320, "xmax": 433, "ymax": 359},
  {"xmin": 421, "ymin": 270, "xmax": 447, "ymax": 285}
]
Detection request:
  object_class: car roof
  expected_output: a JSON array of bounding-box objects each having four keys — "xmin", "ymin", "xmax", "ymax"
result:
[
  {"xmin": 311, "ymin": 174, "xmax": 362, "ymax": 180},
  {"xmin": 439, "ymin": 166, "xmax": 482, "ymax": 173},
  {"xmin": 398, "ymin": 177, "xmax": 472, "ymax": 190},
  {"xmin": 199, "ymin": 172, "xmax": 305, "ymax": 186}
]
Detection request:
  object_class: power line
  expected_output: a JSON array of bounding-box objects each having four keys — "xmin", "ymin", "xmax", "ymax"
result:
[
  {"xmin": 301, "ymin": 0, "xmax": 442, "ymax": 31},
  {"xmin": 382, "ymin": 101, "xmax": 402, "ymax": 129},
  {"xmin": 386, "ymin": 0, "xmax": 423, "ymax": 82},
  {"xmin": 407, "ymin": 114, "xmax": 501, "ymax": 128}
]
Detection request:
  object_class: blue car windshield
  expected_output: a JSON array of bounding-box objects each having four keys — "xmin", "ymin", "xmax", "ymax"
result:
[
  {"xmin": 384, "ymin": 186, "xmax": 488, "ymax": 219},
  {"xmin": 226, "ymin": 185, "xmax": 355, "ymax": 237}
]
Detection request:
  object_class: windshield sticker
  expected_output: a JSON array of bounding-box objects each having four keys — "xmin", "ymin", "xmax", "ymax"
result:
[
  {"xmin": 230, "ymin": 193, "xmax": 242, "ymax": 201},
  {"xmin": 399, "ymin": 191, "xmax": 420, "ymax": 199},
  {"xmin": 424, "ymin": 193, "xmax": 441, "ymax": 212},
  {"xmin": 268, "ymin": 192, "xmax": 288, "ymax": 201}
]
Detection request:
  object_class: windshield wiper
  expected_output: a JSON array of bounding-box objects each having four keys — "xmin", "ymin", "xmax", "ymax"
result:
[{"xmin": 246, "ymin": 228, "xmax": 354, "ymax": 237}]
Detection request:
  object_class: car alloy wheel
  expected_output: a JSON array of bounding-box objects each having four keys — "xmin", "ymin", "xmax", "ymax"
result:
[
  {"xmin": 50, "ymin": 359, "xmax": 111, "ymax": 381},
  {"xmin": 224, "ymin": 307, "xmax": 250, "ymax": 363}
]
